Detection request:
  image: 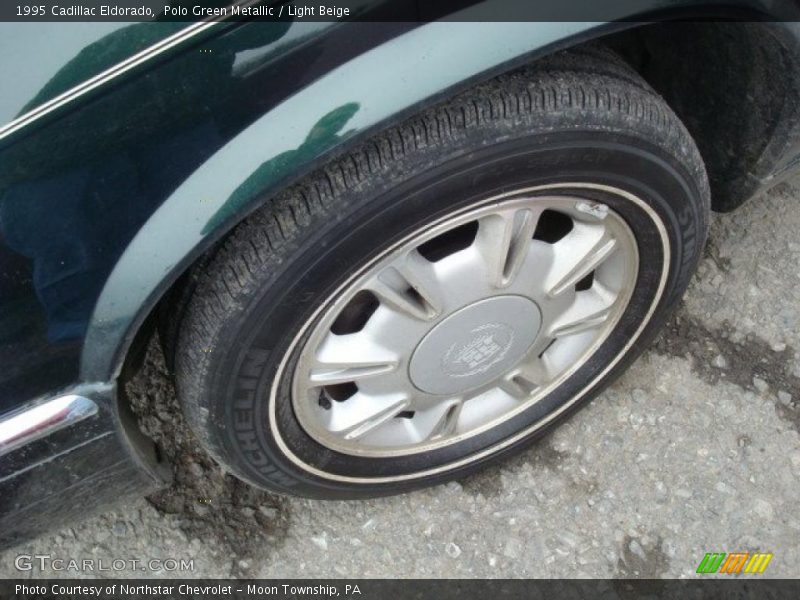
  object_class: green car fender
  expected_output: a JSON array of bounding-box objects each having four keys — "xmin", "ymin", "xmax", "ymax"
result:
[{"xmin": 83, "ymin": 21, "xmax": 612, "ymax": 382}]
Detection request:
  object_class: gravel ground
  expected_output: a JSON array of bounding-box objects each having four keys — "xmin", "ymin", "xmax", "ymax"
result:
[{"xmin": 2, "ymin": 176, "xmax": 799, "ymax": 580}]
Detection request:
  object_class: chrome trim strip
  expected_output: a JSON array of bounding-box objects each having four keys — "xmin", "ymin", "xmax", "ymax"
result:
[
  {"xmin": 0, "ymin": 1, "xmax": 260, "ymax": 142},
  {"xmin": 0, "ymin": 394, "xmax": 98, "ymax": 456},
  {"xmin": 0, "ymin": 21, "xmax": 216, "ymax": 141}
]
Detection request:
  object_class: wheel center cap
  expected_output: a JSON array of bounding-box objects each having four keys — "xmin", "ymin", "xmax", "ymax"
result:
[{"xmin": 409, "ymin": 295, "xmax": 542, "ymax": 395}]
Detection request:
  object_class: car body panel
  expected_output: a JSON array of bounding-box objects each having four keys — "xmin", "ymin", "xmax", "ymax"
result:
[
  {"xmin": 81, "ymin": 20, "xmax": 603, "ymax": 383},
  {"xmin": 2, "ymin": 0, "xmax": 800, "ymax": 545},
  {"xmin": 0, "ymin": 22, "xmax": 183, "ymax": 129},
  {"xmin": 0, "ymin": 382, "xmax": 164, "ymax": 548}
]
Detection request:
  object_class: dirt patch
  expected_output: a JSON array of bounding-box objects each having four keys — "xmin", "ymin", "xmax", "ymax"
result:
[
  {"xmin": 530, "ymin": 441, "xmax": 570, "ymax": 471},
  {"xmin": 459, "ymin": 437, "xmax": 568, "ymax": 499},
  {"xmin": 125, "ymin": 337, "xmax": 290, "ymax": 577},
  {"xmin": 615, "ymin": 534, "xmax": 670, "ymax": 578},
  {"xmin": 703, "ymin": 237, "xmax": 733, "ymax": 273},
  {"xmin": 652, "ymin": 308, "xmax": 800, "ymax": 432}
]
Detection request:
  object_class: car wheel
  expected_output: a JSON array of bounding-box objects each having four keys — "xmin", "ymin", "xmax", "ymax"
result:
[{"xmin": 175, "ymin": 47, "xmax": 709, "ymax": 498}]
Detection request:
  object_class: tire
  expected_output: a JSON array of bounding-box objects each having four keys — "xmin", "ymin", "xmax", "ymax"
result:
[{"xmin": 175, "ymin": 46, "xmax": 709, "ymax": 498}]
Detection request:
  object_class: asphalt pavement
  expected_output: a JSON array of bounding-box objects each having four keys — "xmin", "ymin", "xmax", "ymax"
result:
[{"xmin": 2, "ymin": 175, "xmax": 799, "ymax": 579}]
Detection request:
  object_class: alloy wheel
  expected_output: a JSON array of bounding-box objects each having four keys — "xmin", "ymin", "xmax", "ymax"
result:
[{"xmin": 291, "ymin": 192, "xmax": 639, "ymax": 457}]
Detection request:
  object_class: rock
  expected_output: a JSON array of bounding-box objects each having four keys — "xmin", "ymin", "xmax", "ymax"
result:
[
  {"xmin": 628, "ymin": 539, "xmax": 647, "ymax": 562},
  {"xmin": 258, "ymin": 506, "xmax": 278, "ymax": 519},
  {"xmin": 557, "ymin": 531, "xmax": 579, "ymax": 548},
  {"xmin": 629, "ymin": 413, "xmax": 644, "ymax": 429},
  {"xmin": 445, "ymin": 542, "xmax": 462, "ymax": 558},
  {"xmin": 111, "ymin": 521, "xmax": 127, "ymax": 536},
  {"xmin": 94, "ymin": 529, "xmax": 111, "ymax": 543},
  {"xmin": 753, "ymin": 377, "xmax": 769, "ymax": 393},
  {"xmin": 311, "ymin": 535, "xmax": 328, "ymax": 551},
  {"xmin": 790, "ymin": 452, "xmax": 800, "ymax": 469},
  {"xmin": 654, "ymin": 481, "xmax": 667, "ymax": 500},
  {"xmin": 753, "ymin": 499, "xmax": 775, "ymax": 521},
  {"xmin": 712, "ymin": 354, "xmax": 728, "ymax": 369},
  {"xmin": 361, "ymin": 519, "xmax": 375, "ymax": 530}
]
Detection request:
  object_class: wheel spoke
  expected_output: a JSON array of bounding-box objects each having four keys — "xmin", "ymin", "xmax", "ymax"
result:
[
  {"xmin": 311, "ymin": 334, "xmax": 398, "ymax": 385},
  {"xmin": 476, "ymin": 209, "xmax": 539, "ymax": 287},
  {"xmin": 547, "ymin": 230, "xmax": 617, "ymax": 297},
  {"xmin": 498, "ymin": 373, "xmax": 538, "ymax": 400},
  {"xmin": 309, "ymin": 362, "xmax": 396, "ymax": 386},
  {"xmin": 550, "ymin": 307, "xmax": 612, "ymax": 337},
  {"xmin": 365, "ymin": 254, "xmax": 441, "ymax": 320},
  {"xmin": 548, "ymin": 285, "xmax": 617, "ymax": 338},
  {"xmin": 340, "ymin": 398, "xmax": 411, "ymax": 440},
  {"xmin": 499, "ymin": 356, "xmax": 551, "ymax": 399},
  {"xmin": 425, "ymin": 400, "xmax": 463, "ymax": 440},
  {"xmin": 525, "ymin": 355, "xmax": 553, "ymax": 380},
  {"xmin": 403, "ymin": 249, "xmax": 446, "ymax": 312}
]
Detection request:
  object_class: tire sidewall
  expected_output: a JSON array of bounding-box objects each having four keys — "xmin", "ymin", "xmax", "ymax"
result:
[{"xmin": 201, "ymin": 131, "xmax": 705, "ymax": 497}]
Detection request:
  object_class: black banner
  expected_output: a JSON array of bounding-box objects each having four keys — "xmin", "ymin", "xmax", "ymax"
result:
[
  {"xmin": 1, "ymin": 580, "xmax": 799, "ymax": 600},
  {"xmin": 3, "ymin": 0, "xmax": 800, "ymax": 23}
]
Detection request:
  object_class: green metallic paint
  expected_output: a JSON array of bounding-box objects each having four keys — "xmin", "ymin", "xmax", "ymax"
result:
[
  {"xmin": 78, "ymin": 3, "xmax": 800, "ymax": 386},
  {"xmin": 0, "ymin": 22, "xmax": 224, "ymax": 142},
  {"xmin": 82, "ymin": 21, "xmax": 611, "ymax": 381}
]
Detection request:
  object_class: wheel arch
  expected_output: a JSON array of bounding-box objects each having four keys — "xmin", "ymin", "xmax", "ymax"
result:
[
  {"xmin": 83, "ymin": 13, "xmax": 800, "ymax": 389},
  {"xmin": 604, "ymin": 21, "xmax": 800, "ymax": 212},
  {"xmin": 81, "ymin": 21, "xmax": 616, "ymax": 383}
]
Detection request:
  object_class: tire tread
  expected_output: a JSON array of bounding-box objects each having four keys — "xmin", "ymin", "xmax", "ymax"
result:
[{"xmin": 175, "ymin": 46, "xmax": 709, "ymax": 495}]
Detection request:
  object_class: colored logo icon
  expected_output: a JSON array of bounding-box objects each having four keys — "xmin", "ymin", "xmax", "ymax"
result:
[{"xmin": 696, "ymin": 552, "xmax": 773, "ymax": 574}]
